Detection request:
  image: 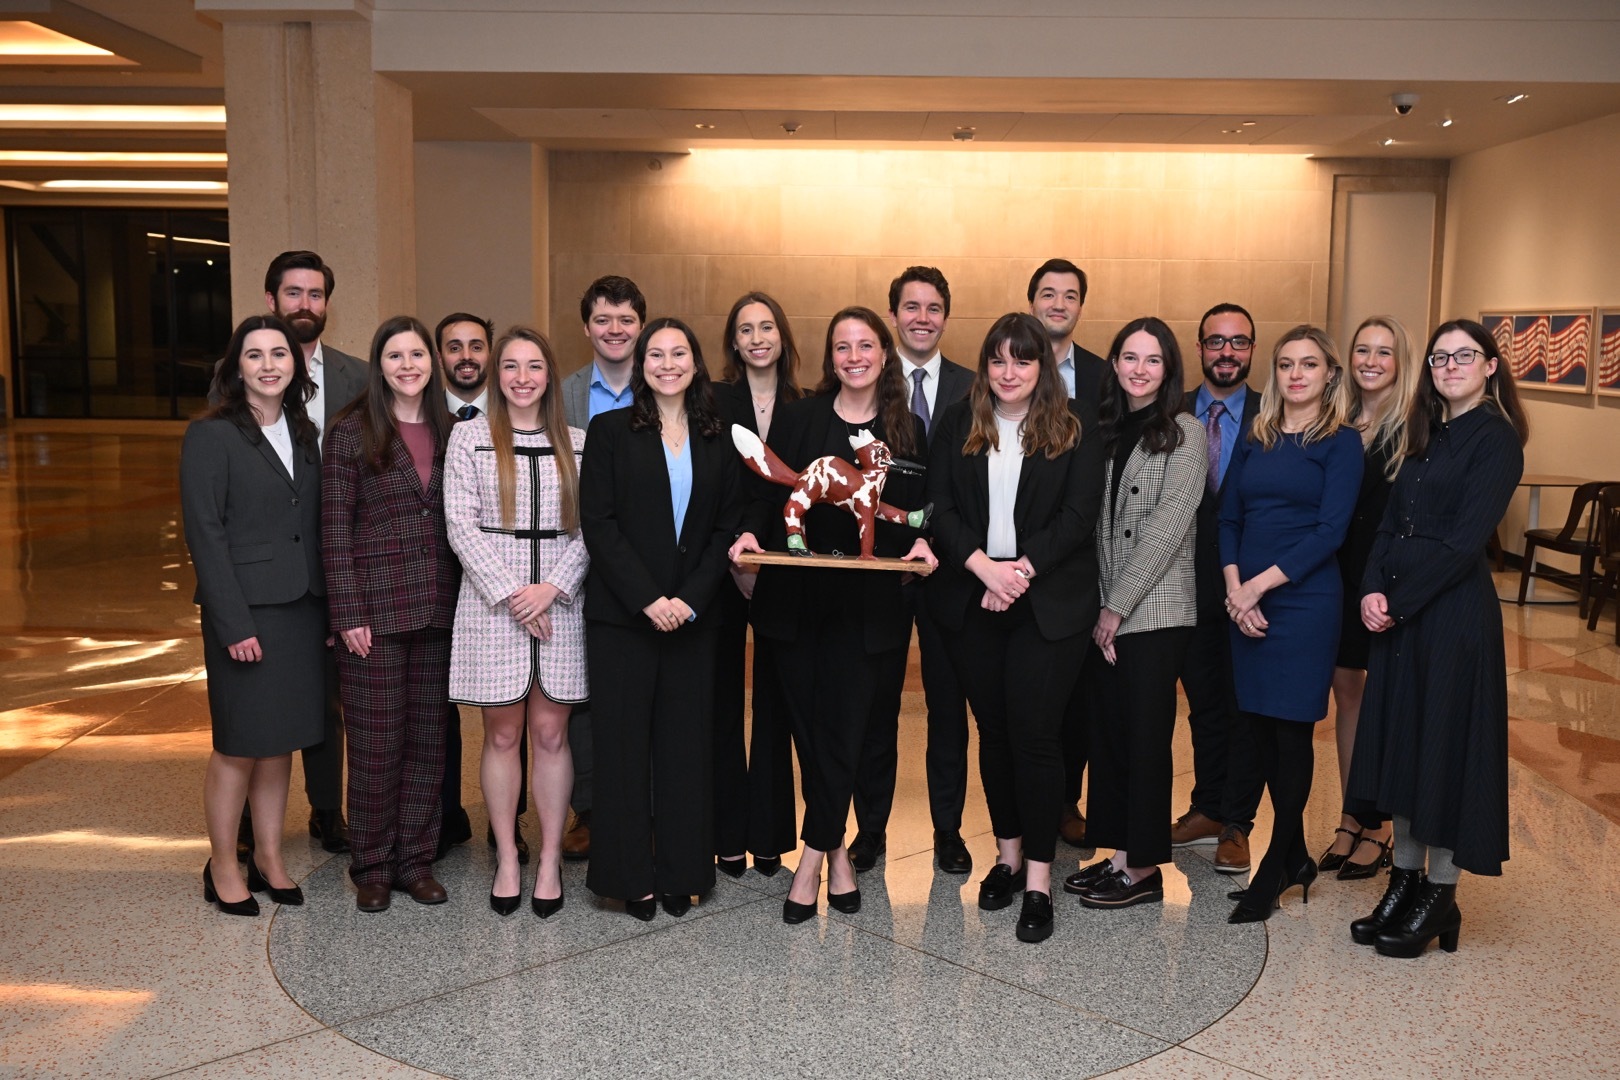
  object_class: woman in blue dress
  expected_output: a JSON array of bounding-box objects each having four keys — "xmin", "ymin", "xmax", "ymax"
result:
[{"xmin": 1219, "ymin": 325, "xmax": 1363, "ymax": 923}]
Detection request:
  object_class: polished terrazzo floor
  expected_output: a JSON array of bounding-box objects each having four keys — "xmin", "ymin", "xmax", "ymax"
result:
[{"xmin": 2, "ymin": 428, "xmax": 1619, "ymax": 1079}]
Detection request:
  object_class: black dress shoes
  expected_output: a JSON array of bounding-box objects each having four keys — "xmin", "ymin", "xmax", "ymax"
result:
[
  {"xmin": 933, "ymin": 830, "xmax": 972, "ymax": 875},
  {"xmin": 203, "ymin": 861, "xmax": 260, "ymax": 917},
  {"xmin": 435, "ymin": 807, "xmax": 473, "ymax": 861},
  {"xmin": 532, "ymin": 891, "xmax": 564, "ymax": 919},
  {"xmin": 1016, "ymin": 890, "xmax": 1054, "ymax": 943},
  {"xmin": 661, "ymin": 893, "xmax": 692, "ymax": 917},
  {"xmin": 1063, "ymin": 858, "xmax": 1119, "ymax": 896},
  {"xmin": 827, "ymin": 887, "xmax": 861, "ymax": 914},
  {"xmin": 490, "ymin": 891, "xmax": 521, "ymax": 916},
  {"xmin": 1078, "ymin": 867, "xmax": 1165, "ymax": 909},
  {"xmin": 1351, "ymin": 866, "xmax": 1423, "ymax": 945},
  {"xmin": 977, "ymin": 863, "xmax": 1027, "ymax": 910},
  {"xmin": 487, "ymin": 822, "xmax": 530, "ymax": 864},
  {"xmin": 782, "ymin": 897, "xmax": 817, "ymax": 924},
  {"xmin": 848, "ymin": 832, "xmax": 885, "ymax": 872},
  {"xmin": 716, "ymin": 857, "xmax": 748, "ymax": 879},
  {"xmin": 245, "ymin": 858, "xmax": 304, "ymax": 906},
  {"xmin": 1373, "ymin": 879, "xmax": 1460, "ymax": 958},
  {"xmin": 753, "ymin": 854, "xmax": 782, "ymax": 876},
  {"xmin": 626, "ymin": 897, "xmax": 657, "ymax": 922},
  {"xmin": 308, "ymin": 808, "xmax": 350, "ymax": 854}
]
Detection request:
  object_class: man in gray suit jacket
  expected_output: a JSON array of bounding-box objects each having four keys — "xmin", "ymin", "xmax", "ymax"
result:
[{"xmin": 557, "ymin": 274, "xmax": 646, "ymax": 860}]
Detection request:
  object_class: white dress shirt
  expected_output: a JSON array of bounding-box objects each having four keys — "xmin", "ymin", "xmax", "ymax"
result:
[
  {"xmin": 986, "ymin": 413, "xmax": 1025, "ymax": 559},
  {"xmin": 261, "ymin": 413, "xmax": 295, "ymax": 478},
  {"xmin": 306, "ymin": 341, "xmax": 328, "ymax": 447},
  {"xmin": 1057, "ymin": 343, "xmax": 1076, "ymax": 400},
  {"xmin": 447, "ymin": 388, "xmax": 488, "ymax": 417}
]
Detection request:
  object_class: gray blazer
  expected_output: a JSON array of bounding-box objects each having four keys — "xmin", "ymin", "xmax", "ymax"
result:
[
  {"xmin": 180, "ymin": 415, "xmax": 326, "ymax": 646},
  {"xmin": 1097, "ymin": 412, "xmax": 1206, "ymax": 635},
  {"xmin": 321, "ymin": 345, "xmax": 368, "ymax": 424},
  {"xmin": 561, "ymin": 365, "xmax": 592, "ymax": 430}
]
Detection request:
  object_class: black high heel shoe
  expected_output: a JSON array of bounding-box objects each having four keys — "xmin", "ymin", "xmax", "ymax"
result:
[
  {"xmin": 1373, "ymin": 878, "xmax": 1460, "ymax": 958},
  {"xmin": 1351, "ymin": 866, "xmax": 1421, "ymax": 944},
  {"xmin": 1318, "ymin": 827, "xmax": 1362, "ymax": 873},
  {"xmin": 827, "ymin": 887, "xmax": 861, "ymax": 914},
  {"xmin": 245, "ymin": 858, "xmax": 304, "ymax": 906},
  {"xmin": 204, "ymin": 860, "xmax": 260, "ymax": 917},
  {"xmin": 1337, "ymin": 835, "xmax": 1393, "ymax": 881},
  {"xmin": 782, "ymin": 896, "xmax": 818, "ymax": 924},
  {"xmin": 753, "ymin": 854, "xmax": 782, "ymax": 876},
  {"xmin": 1227, "ymin": 857, "xmax": 1317, "ymax": 923},
  {"xmin": 716, "ymin": 857, "xmax": 747, "ymax": 879},
  {"xmin": 625, "ymin": 897, "xmax": 657, "ymax": 922},
  {"xmin": 531, "ymin": 890, "xmax": 564, "ymax": 919}
]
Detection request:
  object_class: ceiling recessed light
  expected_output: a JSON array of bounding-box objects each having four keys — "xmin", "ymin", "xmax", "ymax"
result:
[
  {"xmin": 0, "ymin": 104, "xmax": 226, "ymax": 129},
  {"xmin": 1499, "ymin": 93, "xmax": 1529, "ymax": 105},
  {"xmin": 37, "ymin": 178, "xmax": 227, "ymax": 192},
  {"xmin": 1435, "ymin": 117, "xmax": 1454, "ymax": 128},
  {"xmin": 1240, "ymin": 121, "xmax": 1258, "ymax": 127},
  {"xmin": 1381, "ymin": 138, "xmax": 1397, "ymax": 147},
  {"xmin": 1220, "ymin": 128, "xmax": 1241, "ymax": 134},
  {"xmin": 693, "ymin": 122, "xmax": 715, "ymax": 130}
]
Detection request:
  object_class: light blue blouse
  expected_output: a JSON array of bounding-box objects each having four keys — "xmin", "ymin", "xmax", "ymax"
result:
[{"xmin": 664, "ymin": 437, "xmax": 692, "ymax": 542}]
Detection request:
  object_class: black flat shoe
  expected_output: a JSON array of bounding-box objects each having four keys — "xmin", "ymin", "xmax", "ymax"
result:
[
  {"xmin": 1063, "ymin": 858, "xmax": 1119, "ymax": 896},
  {"xmin": 782, "ymin": 897, "xmax": 818, "ymax": 924},
  {"xmin": 933, "ymin": 830, "xmax": 972, "ymax": 875},
  {"xmin": 1337, "ymin": 835, "xmax": 1393, "ymax": 881},
  {"xmin": 716, "ymin": 857, "xmax": 747, "ymax": 879},
  {"xmin": 661, "ymin": 893, "xmax": 692, "ymax": 917},
  {"xmin": 827, "ymin": 887, "xmax": 861, "ymax": 914},
  {"xmin": 753, "ymin": 855, "xmax": 782, "ymax": 877},
  {"xmin": 1318, "ymin": 827, "xmax": 1362, "ymax": 874},
  {"xmin": 1351, "ymin": 866, "xmax": 1422, "ymax": 945},
  {"xmin": 1016, "ymin": 890, "xmax": 1054, "ymax": 942},
  {"xmin": 203, "ymin": 860, "xmax": 260, "ymax": 917},
  {"xmin": 532, "ymin": 891, "xmax": 564, "ymax": 919},
  {"xmin": 977, "ymin": 863, "xmax": 1027, "ymax": 911},
  {"xmin": 1078, "ymin": 867, "xmax": 1164, "ymax": 909},
  {"xmin": 245, "ymin": 858, "xmax": 304, "ymax": 906},
  {"xmin": 1373, "ymin": 879, "xmax": 1460, "ymax": 958},
  {"xmin": 625, "ymin": 897, "xmax": 657, "ymax": 922},
  {"xmin": 848, "ymin": 832, "xmax": 886, "ymax": 872}
]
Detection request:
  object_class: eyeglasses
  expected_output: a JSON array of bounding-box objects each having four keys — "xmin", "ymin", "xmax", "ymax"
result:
[
  {"xmin": 1201, "ymin": 335, "xmax": 1254, "ymax": 352},
  {"xmin": 1427, "ymin": 348, "xmax": 1484, "ymax": 368}
]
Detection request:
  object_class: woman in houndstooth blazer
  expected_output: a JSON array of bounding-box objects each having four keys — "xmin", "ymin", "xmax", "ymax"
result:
[
  {"xmin": 446, "ymin": 327, "xmax": 588, "ymax": 918},
  {"xmin": 1068, "ymin": 317, "xmax": 1206, "ymax": 911}
]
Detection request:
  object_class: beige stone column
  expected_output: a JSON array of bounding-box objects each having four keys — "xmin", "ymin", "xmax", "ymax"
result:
[{"xmin": 203, "ymin": 2, "xmax": 415, "ymax": 356}]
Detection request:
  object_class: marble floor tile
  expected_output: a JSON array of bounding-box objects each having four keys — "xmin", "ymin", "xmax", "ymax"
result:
[{"xmin": 162, "ymin": 1028, "xmax": 443, "ymax": 1078}]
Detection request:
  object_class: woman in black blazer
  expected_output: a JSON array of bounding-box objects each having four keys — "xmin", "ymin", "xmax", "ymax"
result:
[
  {"xmin": 181, "ymin": 315, "xmax": 325, "ymax": 915},
  {"xmin": 580, "ymin": 317, "xmax": 741, "ymax": 920},
  {"xmin": 709, "ymin": 292, "xmax": 804, "ymax": 878},
  {"xmin": 730, "ymin": 306, "xmax": 935, "ymax": 925},
  {"xmin": 927, "ymin": 312, "xmax": 1105, "ymax": 943}
]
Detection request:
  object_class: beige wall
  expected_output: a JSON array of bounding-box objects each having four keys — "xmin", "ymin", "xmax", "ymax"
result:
[
  {"xmin": 547, "ymin": 148, "xmax": 1332, "ymax": 383},
  {"xmin": 1440, "ymin": 110, "xmax": 1620, "ymax": 556}
]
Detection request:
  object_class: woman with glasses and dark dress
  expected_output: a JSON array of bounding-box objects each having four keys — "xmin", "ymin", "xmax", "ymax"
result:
[
  {"xmin": 1345, "ymin": 319, "xmax": 1527, "ymax": 958},
  {"xmin": 709, "ymin": 292, "xmax": 804, "ymax": 879},
  {"xmin": 1319, "ymin": 317, "xmax": 1422, "ymax": 881},
  {"xmin": 1220, "ymin": 325, "xmax": 1363, "ymax": 924}
]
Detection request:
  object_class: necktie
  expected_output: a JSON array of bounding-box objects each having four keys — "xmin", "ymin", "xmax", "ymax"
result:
[
  {"xmin": 1205, "ymin": 400, "xmax": 1226, "ymax": 494},
  {"xmin": 911, "ymin": 368, "xmax": 931, "ymax": 436},
  {"xmin": 457, "ymin": 404, "xmax": 479, "ymax": 421}
]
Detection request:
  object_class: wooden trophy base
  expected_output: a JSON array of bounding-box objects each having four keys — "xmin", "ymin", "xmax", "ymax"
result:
[{"xmin": 736, "ymin": 551, "xmax": 934, "ymax": 576}]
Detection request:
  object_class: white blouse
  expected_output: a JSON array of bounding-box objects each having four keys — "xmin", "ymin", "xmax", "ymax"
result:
[
  {"xmin": 261, "ymin": 413, "xmax": 295, "ymax": 477},
  {"xmin": 985, "ymin": 413, "xmax": 1024, "ymax": 559}
]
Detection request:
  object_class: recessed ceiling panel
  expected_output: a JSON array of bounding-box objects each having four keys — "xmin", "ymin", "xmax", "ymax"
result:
[
  {"xmin": 477, "ymin": 107, "xmax": 670, "ymax": 139},
  {"xmin": 833, "ymin": 111, "xmax": 928, "ymax": 140},
  {"xmin": 1088, "ymin": 113, "xmax": 1208, "ymax": 142},
  {"xmin": 1257, "ymin": 114, "xmax": 1391, "ymax": 145},
  {"xmin": 918, "ymin": 112, "xmax": 1022, "ymax": 142},
  {"xmin": 1002, "ymin": 113, "xmax": 1116, "ymax": 142}
]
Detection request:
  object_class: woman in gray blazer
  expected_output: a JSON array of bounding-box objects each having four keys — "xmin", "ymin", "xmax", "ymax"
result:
[
  {"xmin": 1068, "ymin": 317, "xmax": 1206, "ymax": 910},
  {"xmin": 181, "ymin": 315, "xmax": 327, "ymax": 915}
]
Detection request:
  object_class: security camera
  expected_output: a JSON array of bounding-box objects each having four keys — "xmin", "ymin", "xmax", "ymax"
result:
[{"xmin": 1391, "ymin": 92, "xmax": 1420, "ymax": 116}]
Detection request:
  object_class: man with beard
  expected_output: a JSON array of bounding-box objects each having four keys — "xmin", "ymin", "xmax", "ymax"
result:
[
  {"xmin": 1026, "ymin": 258, "xmax": 1107, "ymax": 848},
  {"xmin": 557, "ymin": 274, "xmax": 647, "ymax": 860},
  {"xmin": 263, "ymin": 249, "xmax": 368, "ymax": 853},
  {"xmin": 1171, "ymin": 302, "xmax": 1262, "ymax": 874}
]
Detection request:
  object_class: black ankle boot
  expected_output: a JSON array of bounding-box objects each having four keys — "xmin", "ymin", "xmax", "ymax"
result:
[
  {"xmin": 1374, "ymin": 878, "xmax": 1460, "ymax": 958},
  {"xmin": 1351, "ymin": 866, "xmax": 1422, "ymax": 945}
]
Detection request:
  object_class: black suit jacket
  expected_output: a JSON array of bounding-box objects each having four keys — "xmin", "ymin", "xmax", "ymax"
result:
[
  {"xmin": 180, "ymin": 415, "xmax": 325, "ymax": 647},
  {"xmin": 1184, "ymin": 384, "xmax": 1257, "ymax": 620},
  {"xmin": 579, "ymin": 408, "xmax": 741, "ymax": 630},
  {"xmin": 1071, "ymin": 344, "xmax": 1108, "ymax": 414},
  {"xmin": 935, "ymin": 355, "xmax": 975, "ymax": 416},
  {"xmin": 926, "ymin": 398, "xmax": 1106, "ymax": 641}
]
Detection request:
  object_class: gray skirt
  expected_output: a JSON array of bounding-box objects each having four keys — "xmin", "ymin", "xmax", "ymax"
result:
[{"xmin": 202, "ymin": 592, "xmax": 326, "ymax": 757}]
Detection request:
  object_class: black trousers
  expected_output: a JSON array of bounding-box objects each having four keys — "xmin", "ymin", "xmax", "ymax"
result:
[
  {"xmin": 774, "ymin": 613, "xmax": 903, "ymax": 854},
  {"xmin": 1245, "ymin": 711, "xmax": 1316, "ymax": 896},
  {"xmin": 1086, "ymin": 627, "xmax": 1192, "ymax": 867},
  {"xmin": 585, "ymin": 622, "xmax": 717, "ymax": 900},
  {"xmin": 1180, "ymin": 617, "xmax": 1264, "ymax": 830},
  {"xmin": 1061, "ymin": 648, "xmax": 1099, "ymax": 805},
  {"xmin": 948, "ymin": 601, "xmax": 1081, "ymax": 865},
  {"xmin": 712, "ymin": 608, "xmax": 798, "ymax": 859},
  {"xmin": 301, "ymin": 649, "xmax": 344, "ymax": 811}
]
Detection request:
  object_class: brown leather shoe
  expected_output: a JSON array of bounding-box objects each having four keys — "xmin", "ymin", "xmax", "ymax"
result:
[
  {"xmin": 397, "ymin": 876, "xmax": 449, "ymax": 905},
  {"xmin": 562, "ymin": 811, "xmax": 591, "ymax": 861},
  {"xmin": 1059, "ymin": 804, "xmax": 1089, "ymax": 846},
  {"xmin": 356, "ymin": 883, "xmax": 391, "ymax": 913},
  {"xmin": 1169, "ymin": 809, "xmax": 1224, "ymax": 847},
  {"xmin": 1214, "ymin": 825, "xmax": 1251, "ymax": 874}
]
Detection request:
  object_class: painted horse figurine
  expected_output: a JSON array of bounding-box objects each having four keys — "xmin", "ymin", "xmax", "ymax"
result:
[{"xmin": 731, "ymin": 425, "xmax": 930, "ymax": 560}]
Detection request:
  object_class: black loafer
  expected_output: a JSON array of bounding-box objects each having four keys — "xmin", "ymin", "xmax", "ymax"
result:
[
  {"xmin": 625, "ymin": 897, "xmax": 657, "ymax": 922},
  {"xmin": 848, "ymin": 832, "xmax": 885, "ymax": 872},
  {"xmin": 1077, "ymin": 867, "xmax": 1164, "ymax": 909},
  {"xmin": 1062, "ymin": 858, "xmax": 1119, "ymax": 896},
  {"xmin": 661, "ymin": 893, "xmax": 692, "ymax": 917},
  {"xmin": 977, "ymin": 863, "xmax": 1027, "ymax": 911},
  {"xmin": 1016, "ymin": 890, "xmax": 1054, "ymax": 943},
  {"xmin": 934, "ymin": 830, "xmax": 972, "ymax": 875}
]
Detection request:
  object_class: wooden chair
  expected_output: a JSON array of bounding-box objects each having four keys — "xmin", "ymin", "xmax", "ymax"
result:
[
  {"xmin": 1517, "ymin": 481, "xmax": 1609, "ymax": 615},
  {"xmin": 1584, "ymin": 485, "xmax": 1620, "ymax": 644}
]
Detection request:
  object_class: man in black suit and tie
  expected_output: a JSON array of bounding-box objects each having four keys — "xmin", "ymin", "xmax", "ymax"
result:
[
  {"xmin": 1171, "ymin": 302, "xmax": 1263, "ymax": 874},
  {"xmin": 262, "ymin": 250, "xmax": 368, "ymax": 853},
  {"xmin": 849, "ymin": 267, "xmax": 977, "ymax": 874},
  {"xmin": 1027, "ymin": 258, "xmax": 1107, "ymax": 846}
]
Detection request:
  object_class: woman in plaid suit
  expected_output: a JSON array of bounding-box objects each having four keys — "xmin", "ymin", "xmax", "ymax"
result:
[
  {"xmin": 445, "ymin": 327, "xmax": 588, "ymax": 918},
  {"xmin": 323, "ymin": 316, "xmax": 461, "ymax": 913},
  {"xmin": 1067, "ymin": 317, "xmax": 1206, "ymax": 910},
  {"xmin": 925, "ymin": 312, "xmax": 1106, "ymax": 943}
]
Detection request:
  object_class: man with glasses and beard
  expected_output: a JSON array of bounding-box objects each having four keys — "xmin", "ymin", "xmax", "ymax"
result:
[{"xmin": 1170, "ymin": 302, "xmax": 1263, "ymax": 875}]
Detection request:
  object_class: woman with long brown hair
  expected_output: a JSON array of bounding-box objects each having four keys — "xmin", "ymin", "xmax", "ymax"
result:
[
  {"xmin": 446, "ymin": 326, "xmax": 588, "ymax": 918},
  {"xmin": 927, "ymin": 312, "xmax": 1104, "ymax": 942},
  {"xmin": 323, "ymin": 315, "xmax": 461, "ymax": 913},
  {"xmin": 728, "ymin": 306, "xmax": 934, "ymax": 924}
]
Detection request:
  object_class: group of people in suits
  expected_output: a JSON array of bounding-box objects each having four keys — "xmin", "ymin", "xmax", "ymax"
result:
[{"xmin": 182, "ymin": 250, "xmax": 1526, "ymax": 957}]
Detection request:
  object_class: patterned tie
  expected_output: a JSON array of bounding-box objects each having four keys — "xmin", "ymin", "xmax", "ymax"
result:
[
  {"xmin": 1205, "ymin": 399, "xmax": 1226, "ymax": 494},
  {"xmin": 457, "ymin": 404, "xmax": 479, "ymax": 421},
  {"xmin": 911, "ymin": 368, "xmax": 931, "ymax": 436}
]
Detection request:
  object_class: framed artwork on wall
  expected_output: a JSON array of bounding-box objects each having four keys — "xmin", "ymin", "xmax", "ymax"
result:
[
  {"xmin": 1486, "ymin": 309, "xmax": 1594, "ymax": 394},
  {"xmin": 1598, "ymin": 309, "xmax": 1620, "ymax": 397}
]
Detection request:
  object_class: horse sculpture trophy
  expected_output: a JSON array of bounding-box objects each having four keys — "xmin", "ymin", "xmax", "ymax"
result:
[{"xmin": 730, "ymin": 424, "xmax": 931, "ymax": 568}]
